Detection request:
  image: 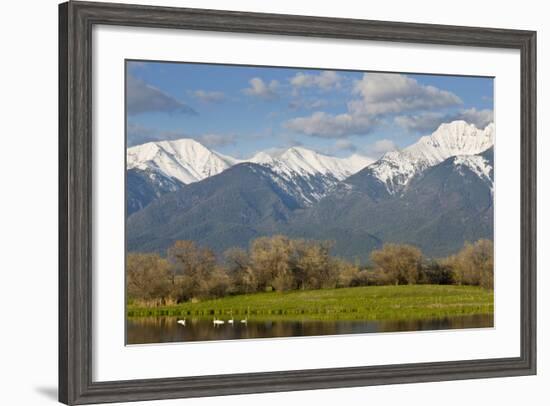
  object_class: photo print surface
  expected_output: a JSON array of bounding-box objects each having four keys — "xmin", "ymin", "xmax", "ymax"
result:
[{"xmin": 125, "ymin": 60, "xmax": 495, "ymax": 344}]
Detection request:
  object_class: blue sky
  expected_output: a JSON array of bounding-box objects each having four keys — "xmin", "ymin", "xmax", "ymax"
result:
[{"xmin": 126, "ymin": 60, "xmax": 493, "ymax": 159}]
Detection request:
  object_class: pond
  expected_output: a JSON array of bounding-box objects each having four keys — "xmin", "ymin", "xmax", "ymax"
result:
[{"xmin": 126, "ymin": 314, "xmax": 494, "ymax": 344}]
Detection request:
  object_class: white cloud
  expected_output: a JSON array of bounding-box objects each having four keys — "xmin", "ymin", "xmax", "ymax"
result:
[
  {"xmin": 284, "ymin": 72, "xmax": 464, "ymax": 138},
  {"xmin": 127, "ymin": 123, "xmax": 193, "ymax": 146},
  {"xmin": 193, "ymin": 90, "xmax": 226, "ymax": 103},
  {"xmin": 284, "ymin": 111, "xmax": 375, "ymax": 138},
  {"xmin": 334, "ymin": 139, "xmax": 357, "ymax": 152},
  {"xmin": 243, "ymin": 77, "xmax": 279, "ymax": 100},
  {"xmin": 350, "ymin": 73, "xmax": 462, "ymax": 115},
  {"xmin": 290, "ymin": 71, "xmax": 342, "ymax": 91},
  {"xmin": 281, "ymin": 135, "xmax": 304, "ymax": 148},
  {"xmin": 126, "ymin": 123, "xmax": 235, "ymax": 149},
  {"xmin": 368, "ymin": 139, "xmax": 398, "ymax": 155},
  {"xmin": 127, "ymin": 74, "xmax": 196, "ymax": 116},
  {"xmin": 456, "ymin": 108, "xmax": 494, "ymax": 129},
  {"xmin": 395, "ymin": 108, "xmax": 494, "ymax": 133},
  {"xmin": 288, "ymin": 98, "xmax": 328, "ymax": 111},
  {"xmin": 195, "ymin": 133, "xmax": 236, "ymax": 148},
  {"xmin": 394, "ymin": 112, "xmax": 447, "ymax": 133},
  {"xmin": 127, "ymin": 122, "xmax": 163, "ymax": 146}
]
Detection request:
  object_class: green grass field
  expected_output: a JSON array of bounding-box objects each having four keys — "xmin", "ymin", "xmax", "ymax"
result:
[{"xmin": 127, "ymin": 285, "xmax": 493, "ymax": 322}]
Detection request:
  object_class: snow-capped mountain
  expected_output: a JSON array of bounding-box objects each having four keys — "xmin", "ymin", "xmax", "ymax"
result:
[
  {"xmin": 127, "ymin": 138, "xmax": 240, "ymax": 185},
  {"xmin": 249, "ymin": 147, "xmax": 373, "ymax": 205},
  {"xmin": 127, "ymin": 140, "xmax": 374, "ymax": 208},
  {"xmin": 250, "ymin": 147, "xmax": 371, "ymax": 180},
  {"xmin": 126, "ymin": 120, "xmax": 493, "ymax": 213},
  {"xmin": 452, "ymin": 147, "xmax": 494, "ymax": 192},
  {"xmin": 128, "ymin": 147, "xmax": 495, "ymax": 259},
  {"xmin": 367, "ymin": 120, "xmax": 494, "ymax": 194},
  {"xmin": 127, "ymin": 168, "xmax": 185, "ymax": 216},
  {"xmin": 127, "ymin": 124, "xmax": 496, "ymax": 259}
]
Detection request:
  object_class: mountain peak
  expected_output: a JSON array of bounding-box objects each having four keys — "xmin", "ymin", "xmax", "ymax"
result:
[
  {"xmin": 436, "ymin": 119, "xmax": 472, "ymax": 131},
  {"xmin": 128, "ymin": 138, "xmax": 374, "ymax": 207},
  {"xmin": 127, "ymin": 120, "xmax": 492, "ymax": 204},
  {"xmin": 250, "ymin": 151, "xmax": 276, "ymax": 164},
  {"xmin": 127, "ymin": 138, "xmax": 235, "ymax": 184},
  {"xmin": 366, "ymin": 120, "xmax": 494, "ymax": 194},
  {"xmin": 409, "ymin": 120, "xmax": 494, "ymax": 164},
  {"xmin": 348, "ymin": 153, "xmax": 375, "ymax": 170},
  {"xmin": 284, "ymin": 146, "xmax": 309, "ymax": 154},
  {"xmin": 247, "ymin": 146, "xmax": 371, "ymax": 205}
]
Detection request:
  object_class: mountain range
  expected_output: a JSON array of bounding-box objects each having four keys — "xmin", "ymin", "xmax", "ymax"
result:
[
  {"xmin": 126, "ymin": 120, "xmax": 495, "ymax": 261},
  {"xmin": 126, "ymin": 138, "xmax": 373, "ymax": 213}
]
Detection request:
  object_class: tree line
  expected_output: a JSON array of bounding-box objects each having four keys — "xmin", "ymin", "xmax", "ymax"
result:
[{"xmin": 127, "ymin": 236, "xmax": 494, "ymax": 306}]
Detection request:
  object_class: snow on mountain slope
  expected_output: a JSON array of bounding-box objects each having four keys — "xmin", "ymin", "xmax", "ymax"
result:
[
  {"xmin": 407, "ymin": 121, "xmax": 494, "ymax": 164},
  {"xmin": 368, "ymin": 120, "xmax": 494, "ymax": 194},
  {"xmin": 127, "ymin": 139, "xmax": 374, "ymax": 207},
  {"xmin": 127, "ymin": 139, "xmax": 241, "ymax": 184},
  {"xmin": 347, "ymin": 154, "xmax": 375, "ymax": 173},
  {"xmin": 249, "ymin": 147, "xmax": 374, "ymax": 205},
  {"xmin": 127, "ymin": 120, "xmax": 492, "ymax": 206},
  {"xmin": 250, "ymin": 147, "xmax": 372, "ymax": 181},
  {"xmin": 453, "ymin": 154, "xmax": 493, "ymax": 191}
]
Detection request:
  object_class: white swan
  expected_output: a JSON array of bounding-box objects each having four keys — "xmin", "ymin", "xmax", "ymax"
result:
[
  {"xmin": 241, "ymin": 307, "xmax": 249, "ymax": 325},
  {"xmin": 213, "ymin": 318, "xmax": 225, "ymax": 326},
  {"xmin": 228, "ymin": 311, "xmax": 234, "ymax": 325},
  {"xmin": 177, "ymin": 318, "xmax": 186, "ymax": 326}
]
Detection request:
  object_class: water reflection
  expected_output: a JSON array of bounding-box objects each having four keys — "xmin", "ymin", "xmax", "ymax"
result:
[{"xmin": 126, "ymin": 314, "xmax": 494, "ymax": 344}]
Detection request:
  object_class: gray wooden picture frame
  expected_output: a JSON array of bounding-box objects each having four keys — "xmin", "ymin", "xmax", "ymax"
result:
[{"xmin": 59, "ymin": 1, "xmax": 537, "ymax": 404}]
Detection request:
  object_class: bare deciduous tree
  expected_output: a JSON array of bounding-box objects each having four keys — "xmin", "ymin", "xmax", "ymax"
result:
[
  {"xmin": 224, "ymin": 247, "xmax": 256, "ymax": 293},
  {"xmin": 127, "ymin": 237, "xmax": 494, "ymax": 306},
  {"xmin": 249, "ymin": 235, "xmax": 293, "ymax": 291},
  {"xmin": 126, "ymin": 253, "xmax": 172, "ymax": 305},
  {"xmin": 446, "ymin": 240, "xmax": 493, "ymax": 289},
  {"xmin": 370, "ymin": 244, "xmax": 423, "ymax": 285},
  {"xmin": 168, "ymin": 240, "xmax": 217, "ymax": 299}
]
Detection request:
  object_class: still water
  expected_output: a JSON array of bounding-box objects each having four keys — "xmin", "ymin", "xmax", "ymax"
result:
[{"xmin": 126, "ymin": 314, "xmax": 493, "ymax": 344}]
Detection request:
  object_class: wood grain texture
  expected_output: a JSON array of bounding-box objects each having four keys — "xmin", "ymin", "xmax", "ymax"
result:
[
  {"xmin": 58, "ymin": 3, "xmax": 69, "ymax": 404},
  {"xmin": 58, "ymin": 1, "xmax": 537, "ymax": 404}
]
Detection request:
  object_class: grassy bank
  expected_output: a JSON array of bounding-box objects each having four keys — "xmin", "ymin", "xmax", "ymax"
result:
[{"xmin": 127, "ymin": 285, "xmax": 493, "ymax": 322}]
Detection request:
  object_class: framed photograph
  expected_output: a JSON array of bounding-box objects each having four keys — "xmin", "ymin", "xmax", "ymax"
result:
[{"xmin": 59, "ymin": 1, "xmax": 536, "ymax": 404}]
